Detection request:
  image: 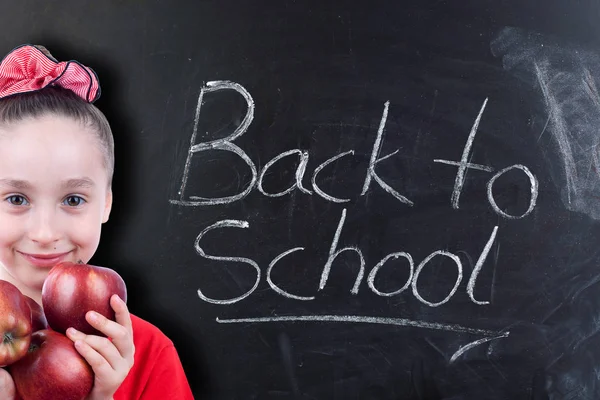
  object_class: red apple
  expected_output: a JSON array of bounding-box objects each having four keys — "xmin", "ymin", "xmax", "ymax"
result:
[
  {"xmin": 0, "ymin": 280, "xmax": 32, "ymax": 367},
  {"xmin": 41, "ymin": 261, "xmax": 127, "ymax": 336},
  {"xmin": 22, "ymin": 296, "xmax": 48, "ymax": 332},
  {"xmin": 9, "ymin": 329, "xmax": 93, "ymax": 400}
]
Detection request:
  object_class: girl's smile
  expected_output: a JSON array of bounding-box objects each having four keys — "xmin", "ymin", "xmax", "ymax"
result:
[{"xmin": 17, "ymin": 250, "xmax": 73, "ymax": 268}]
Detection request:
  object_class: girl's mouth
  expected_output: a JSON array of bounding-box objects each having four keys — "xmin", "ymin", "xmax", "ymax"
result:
[{"xmin": 19, "ymin": 251, "xmax": 71, "ymax": 268}]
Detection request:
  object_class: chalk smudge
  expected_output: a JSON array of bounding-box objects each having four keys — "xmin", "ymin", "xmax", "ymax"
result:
[{"xmin": 492, "ymin": 27, "xmax": 600, "ymax": 220}]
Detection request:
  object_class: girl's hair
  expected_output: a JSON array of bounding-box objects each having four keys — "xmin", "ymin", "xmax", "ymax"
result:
[{"xmin": 0, "ymin": 86, "xmax": 114, "ymax": 187}]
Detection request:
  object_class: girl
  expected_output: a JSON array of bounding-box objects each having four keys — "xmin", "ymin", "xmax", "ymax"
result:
[{"xmin": 0, "ymin": 44, "xmax": 194, "ymax": 400}]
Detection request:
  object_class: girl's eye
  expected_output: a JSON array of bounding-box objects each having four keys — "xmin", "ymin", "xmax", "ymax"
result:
[
  {"xmin": 63, "ymin": 196, "xmax": 86, "ymax": 207},
  {"xmin": 6, "ymin": 195, "xmax": 29, "ymax": 206}
]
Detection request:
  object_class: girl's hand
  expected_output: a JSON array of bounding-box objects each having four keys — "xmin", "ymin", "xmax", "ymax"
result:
[
  {"xmin": 66, "ymin": 295, "xmax": 135, "ymax": 400},
  {"xmin": 0, "ymin": 367, "xmax": 17, "ymax": 400}
]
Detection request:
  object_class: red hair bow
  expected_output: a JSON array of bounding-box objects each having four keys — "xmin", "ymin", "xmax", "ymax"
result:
[{"xmin": 0, "ymin": 44, "xmax": 100, "ymax": 103}]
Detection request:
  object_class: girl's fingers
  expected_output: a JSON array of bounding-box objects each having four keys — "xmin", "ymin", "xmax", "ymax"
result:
[
  {"xmin": 111, "ymin": 295, "xmax": 133, "ymax": 332},
  {"xmin": 108, "ymin": 295, "xmax": 135, "ymax": 361},
  {"xmin": 72, "ymin": 339, "xmax": 113, "ymax": 377},
  {"xmin": 0, "ymin": 368, "xmax": 16, "ymax": 399},
  {"xmin": 67, "ymin": 328, "xmax": 124, "ymax": 371},
  {"xmin": 84, "ymin": 306, "xmax": 134, "ymax": 362},
  {"xmin": 65, "ymin": 294, "xmax": 135, "ymax": 374}
]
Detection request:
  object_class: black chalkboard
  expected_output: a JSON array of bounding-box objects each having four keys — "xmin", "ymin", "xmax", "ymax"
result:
[{"xmin": 4, "ymin": 1, "xmax": 600, "ymax": 398}]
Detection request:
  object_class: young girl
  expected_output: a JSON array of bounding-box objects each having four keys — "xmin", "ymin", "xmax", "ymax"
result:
[{"xmin": 0, "ymin": 44, "xmax": 194, "ymax": 400}]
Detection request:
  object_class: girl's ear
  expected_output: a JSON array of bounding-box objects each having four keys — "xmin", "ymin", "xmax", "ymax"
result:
[{"xmin": 102, "ymin": 188, "xmax": 113, "ymax": 223}]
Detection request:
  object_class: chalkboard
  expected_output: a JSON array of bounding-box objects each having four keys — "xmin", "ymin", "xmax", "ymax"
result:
[{"xmin": 4, "ymin": 1, "xmax": 600, "ymax": 398}]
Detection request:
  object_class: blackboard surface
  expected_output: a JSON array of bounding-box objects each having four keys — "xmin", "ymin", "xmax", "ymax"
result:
[{"xmin": 3, "ymin": 1, "xmax": 600, "ymax": 398}]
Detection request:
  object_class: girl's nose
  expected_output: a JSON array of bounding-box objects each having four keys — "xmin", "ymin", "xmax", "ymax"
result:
[{"xmin": 27, "ymin": 208, "xmax": 61, "ymax": 244}]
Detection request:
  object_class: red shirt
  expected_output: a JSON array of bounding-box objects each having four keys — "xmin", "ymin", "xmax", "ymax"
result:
[{"xmin": 114, "ymin": 314, "xmax": 194, "ymax": 400}]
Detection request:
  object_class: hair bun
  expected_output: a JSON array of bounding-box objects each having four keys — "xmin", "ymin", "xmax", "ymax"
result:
[{"xmin": 0, "ymin": 44, "xmax": 101, "ymax": 103}]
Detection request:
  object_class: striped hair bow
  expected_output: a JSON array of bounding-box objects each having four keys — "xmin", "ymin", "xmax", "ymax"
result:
[{"xmin": 0, "ymin": 44, "xmax": 100, "ymax": 103}]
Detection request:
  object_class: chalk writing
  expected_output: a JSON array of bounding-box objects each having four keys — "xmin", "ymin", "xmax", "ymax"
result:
[
  {"xmin": 258, "ymin": 149, "xmax": 312, "ymax": 197},
  {"xmin": 267, "ymin": 247, "xmax": 314, "ymax": 301},
  {"xmin": 412, "ymin": 250, "xmax": 463, "ymax": 308},
  {"xmin": 194, "ymin": 219, "xmax": 260, "ymax": 304},
  {"xmin": 318, "ymin": 208, "xmax": 365, "ymax": 294},
  {"xmin": 434, "ymin": 98, "xmax": 493, "ymax": 209},
  {"xmin": 171, "ymin": 81, "xmax": 538, "ymax": 219},
  {"xmin": 487, "ymin": 164, "xmax": 538, "ymax": 219},
  {"xmin": 169, "ymin": 80, "xmax": 540, "ymax": 361},
  {"xmin": 467, "ymin": 226, "xmax": 498, "ymax": 305},
  {"xmin": 311, "ymin": 150, "xmax": 355, "ymax": 203},
  {"xmin": 174, "ymin": 81, "xmax": 257, "ymax": 206},
  {"xmin": 192, "ymin": 207, "xmax": 497, "ymax": 308},
  {"xmin": 360, "ymin": 101, "xmax": 413, "ymax": 205},
  {"xmin": 367, "ymin": 251, "xmax": 414, "ymax": 297}
]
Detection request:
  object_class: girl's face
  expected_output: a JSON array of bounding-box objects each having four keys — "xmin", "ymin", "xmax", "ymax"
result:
[{"xmin": 0, "ymin": 114, "xmax": 112, "ymax": 295}]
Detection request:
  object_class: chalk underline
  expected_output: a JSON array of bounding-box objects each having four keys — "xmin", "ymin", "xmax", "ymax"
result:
[{"xmin": 216, "ymin": 315, "xmax": 509, "ymax": 337}]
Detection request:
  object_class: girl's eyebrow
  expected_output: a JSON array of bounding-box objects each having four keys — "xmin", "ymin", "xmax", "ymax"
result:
[
  {"xmin": 0, "ymin": 179, "xmax": 32, "ymax": 190},
  {"xmin": 0, "ymin": 177, "xmax": 95, "ymax": 190},
  {"xmin": 61, "ymin": 177, "xmax": 96, "ymax": 189}
]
